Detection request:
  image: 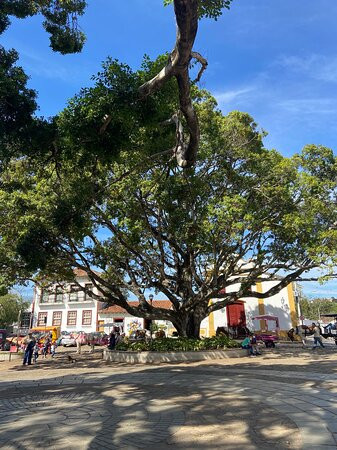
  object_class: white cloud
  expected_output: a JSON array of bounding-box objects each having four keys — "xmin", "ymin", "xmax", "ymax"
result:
[
  {"xmin": 214, "ymin": 87, "xmax": 255, "ymax": 106},
  {"xmin": 277, "ymin": 98, "xmax": 337, "ymax": 115},
  {"xmin": 277, "ymin": 54, "xmax": 337, "ymax": 84}
]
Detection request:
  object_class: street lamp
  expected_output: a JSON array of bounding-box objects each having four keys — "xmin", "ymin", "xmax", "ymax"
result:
[{"xmin": 148, "ymin": 294, "xmax": 154, "ymax": 341}]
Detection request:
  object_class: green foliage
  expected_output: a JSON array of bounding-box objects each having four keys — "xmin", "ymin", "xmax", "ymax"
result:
[
  {"xmin": 0, "ymin": 53, "xmax": 336, "ymax": 336},
  {"xmin": 0, "ymin": 293, "xmax": 29, "ymax": 329},
  {"xmin": 163, "ymin": 0, "xmax": 233, "ymax": 20},
  {"xmin": 116, "ymin": 336, "xmax": 239, "ymax": 352},
  {"xmin": 0, "ymin": 47, "xmax": 37, "ymax": 165},
  {"xmin": 0, "ymin": 0, "xmax": 86, "ymax": 54},
  {"xmin": 56, "ymin": 55, "xmax": 178, "ymax": 166},
  {"xmin": 300, "ymin": 298, "xmax": 337, "ymax": 321}
]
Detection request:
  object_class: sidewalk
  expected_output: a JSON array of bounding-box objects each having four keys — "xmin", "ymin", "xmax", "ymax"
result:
[{"xmin": 1, "ymin": 350, "xmax": 337, "ymax": 449}]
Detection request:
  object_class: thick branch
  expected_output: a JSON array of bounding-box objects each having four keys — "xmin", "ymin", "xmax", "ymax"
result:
[{"xmin": 138, "ymin": 0, "xmax": 200, "ymax": 167}]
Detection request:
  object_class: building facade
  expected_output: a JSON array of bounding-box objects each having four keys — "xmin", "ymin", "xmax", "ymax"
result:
[
  {"xmin": 98, "ymin": 301, "xmax": 172, "ymax": 335},
  {"xmin": 201, "ymin": 280, "xmax": 299, "ymax": 338},
  {"xmin": 32, "ymin": 269, "xmax": 299, "ymax": 337},
  {"xmin": 99, "ymin": 281, "xmax": 299, "ymax": 338},
  {"xmin": 31, "ymin": 269, "xmax": 106, "ymax": 333}
]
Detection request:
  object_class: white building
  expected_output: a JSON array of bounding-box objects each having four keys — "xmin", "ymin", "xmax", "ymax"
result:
[
  {"xmin": 202, "ymin": 280, "xmax": 299, "ymax": 338},
  {"xmin": 99, "ymin": 281, "xmax": 299, "ymax": 338},
  {"xmin": 98, "ymin": 300, "xmax": 172, "ymax": 335},
  {"xmin": 31, "ymin": 269, "xmax": 106, "ymax": 333},
  {"xmin": 32, "ymin": 268, "xmax": 299, "ymax": 337}
]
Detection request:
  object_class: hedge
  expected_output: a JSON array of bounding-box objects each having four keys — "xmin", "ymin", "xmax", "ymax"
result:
[{"xmin": 115, "ymin": 336, "xmax": 239, "ymax": 352}]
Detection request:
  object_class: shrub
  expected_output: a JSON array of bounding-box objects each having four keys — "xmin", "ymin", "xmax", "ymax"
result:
[{"xmin": 115, "ymin": 335, "xmax": 239, "ymax": 352}]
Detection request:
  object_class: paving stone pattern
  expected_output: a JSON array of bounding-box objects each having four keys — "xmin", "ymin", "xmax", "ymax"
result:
[{"xmin": 1, "ymin": 359, "xmax": 337, "ymax": 449}]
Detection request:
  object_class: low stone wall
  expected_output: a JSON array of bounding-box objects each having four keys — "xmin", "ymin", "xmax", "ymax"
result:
[
  {"xmin": 103, "ymin": 348, "xmax": 245, "ymax": 364},
  {"xmin": 0, "ymin": 351, "xmax": 22, "ymax": 362}
]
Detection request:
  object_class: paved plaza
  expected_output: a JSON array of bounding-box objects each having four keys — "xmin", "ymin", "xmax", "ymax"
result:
[{"xmin": 1, "ymin": 348, "xmax": 337, "ymax": 449}]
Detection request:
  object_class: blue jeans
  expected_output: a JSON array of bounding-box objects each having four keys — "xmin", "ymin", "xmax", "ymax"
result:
[
  {"xmin": 242, "ymin": 345, "xmax": 253, "ymax": 355},
  {"xmin": 23, "ymin": 349, "xmax": 33, "ymax": 365},
  {"xmin": 313, "ymin": 337, "xmax": 324, "ymax": 348}
]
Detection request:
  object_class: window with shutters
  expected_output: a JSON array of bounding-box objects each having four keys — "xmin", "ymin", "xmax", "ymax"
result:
[
  {"xmin": 52, "ymin": 311, "xmax": 62, "ymax": 326},
  {"xmin": 82, "ymin": 310, "xmax": 92, "ymax": 326},
  {"xmin": 38, "ymin": 312, "xmax": 48, "ymax": 326},
  {"xmin": 67, "ymin": 311, "xmax": 77, "ymax": 326}
]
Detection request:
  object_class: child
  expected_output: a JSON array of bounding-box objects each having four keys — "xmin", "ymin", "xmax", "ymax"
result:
[
  {"xmin": 33, "ymin": 343, "xmax": 39, "ymax": 363},
  {"xmin": 42, "ymin": 340, "xmax": 49, "ymax": 358},
  {"xmin": 51, "ymin": 341, "xmax": 56, "ymax": 358}
]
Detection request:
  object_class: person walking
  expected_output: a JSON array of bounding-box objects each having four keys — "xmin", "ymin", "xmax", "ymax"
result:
[
  {"xmin": 50, "ymin": 341, "xmax": 56, "ymax": 357},
  {"xmin": 23, "ymin": 334, "xmax": 36, "ymax": 366},
  {"xmin": 297, "ymin": 326, "xmax": 306, "ymax": 348},
  {"xmin": 312, "ymin": 323, "xmax": 325, "ymax": 349}
]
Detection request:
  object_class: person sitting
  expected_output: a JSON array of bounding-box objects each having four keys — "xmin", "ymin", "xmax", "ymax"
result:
[
  {"xmin": 324, "ymin": 319, "xmax": 337, "ymax": 334},
  {"xmin": 250, "ymin": 333, "xmax": 261, "ymax": 356},
  {"xmin": 241, "ymin": 336, "xmax": 253, "ymax": 355}
]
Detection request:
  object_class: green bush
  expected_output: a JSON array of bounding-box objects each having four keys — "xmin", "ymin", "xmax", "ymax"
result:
[{"xmin": 115, "ymin": 335, "xmax": 239, "ymax": 352}]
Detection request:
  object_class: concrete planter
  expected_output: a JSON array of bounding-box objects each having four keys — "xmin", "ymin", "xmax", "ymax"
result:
[
  {"xmin": 103, "ymin": 348, "xmax": 244, "ymax": 364},
  {"xmin": 0, "ymin": 351, "xmax": 23, "ymax": 362}
]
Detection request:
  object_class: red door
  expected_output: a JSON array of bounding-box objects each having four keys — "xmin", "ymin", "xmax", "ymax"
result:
[{"xmin": 226, "ymin": 302, "xmax": 246, "ymax": 327}]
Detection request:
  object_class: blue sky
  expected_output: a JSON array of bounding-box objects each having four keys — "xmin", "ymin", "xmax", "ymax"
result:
[{"xmin": 2, "ymin": 0, "xmax": 337, "ymax": 299}]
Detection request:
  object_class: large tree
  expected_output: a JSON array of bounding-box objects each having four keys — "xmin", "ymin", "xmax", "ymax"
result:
[
  {"xmin": 0, "ymin": 60, "xmax": 336, "ymax": 336},
  {"xmin": 1, "ymin": 3, "xmax": 336, "ymax": 337},
  {"xmin": 0, "ymin": 293, "xmax": 28, "ymax": 329}
]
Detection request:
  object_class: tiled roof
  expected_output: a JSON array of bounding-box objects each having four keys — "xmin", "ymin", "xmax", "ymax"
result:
[
  {"xmin": 100, "ymin": 300, "xmax": 172, "ymax": 314},
  {"xmin": 73, "ymin": 268, "xmax": 101, "ymax": 277}
]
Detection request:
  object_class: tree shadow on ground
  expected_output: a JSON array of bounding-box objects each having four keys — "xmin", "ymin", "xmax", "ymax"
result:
[
  {"xmin": 1, "ymin": 348, "xmax": 337, "ymax": 448},
  {"xmin": 0, "ymin": 364, "xmax": 302, "ymax": 450}
]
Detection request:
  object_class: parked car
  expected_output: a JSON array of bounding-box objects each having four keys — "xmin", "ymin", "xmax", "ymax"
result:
[{"xmin": 60, "ymin": 335, "xmax": 77, "ymax": 347}]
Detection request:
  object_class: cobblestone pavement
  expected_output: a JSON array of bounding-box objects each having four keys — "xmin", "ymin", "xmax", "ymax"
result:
[{"xmin": 1, "ymin": 349, "xmax": 337, "ymax": 449}]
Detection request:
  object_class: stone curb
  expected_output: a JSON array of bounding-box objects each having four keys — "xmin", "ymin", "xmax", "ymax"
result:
[{"xmin": 103, "ymin": 348, "xmax": 245, "ymax": 364}]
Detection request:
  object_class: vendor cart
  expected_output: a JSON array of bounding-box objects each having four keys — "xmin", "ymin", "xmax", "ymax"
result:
[{"xmin": 252, "ymin": 314, "xmax": 280, "ymax": 348}]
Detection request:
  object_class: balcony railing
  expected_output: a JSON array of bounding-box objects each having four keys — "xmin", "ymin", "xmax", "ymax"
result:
[
  {"xmin": 40, "ymin": 294, "xmax": 64, "ymax": 304},
  {"xmin": 40, "ymin": 291, "xmax": 93, "ymax": 303},
  {"xmin": 69, "ymin": 291, "xmax": 93, "ymax": 302}
]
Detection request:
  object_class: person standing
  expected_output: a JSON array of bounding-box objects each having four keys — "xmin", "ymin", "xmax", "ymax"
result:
[
  {"xmin": 312, "ymin": 323, "xmax": 325, "ymax": 349},
  {"xmin": 42, "ymin": 336, "xmax": 50, "ymax": 358},
  {"xmin": 108, "ymin": 331, "xmax": 116, "ymax": 350},
  {"xmin": 33, "ymin": 342, "xmax": 40, "ymax": 363},
  {"xmin": 287, "ymin": 328, "xmax": 295, "ymax": 342},
  {"xmin": 23, "ymin": 334, "xmax": 36, "ymax": 366},
  {"xmin": 76, "ymin": 332, "xmax": 86, "ymax": 354},
  {"xmin": 88, "ymin": 333, "xmax": 95, "ymax": 353}
]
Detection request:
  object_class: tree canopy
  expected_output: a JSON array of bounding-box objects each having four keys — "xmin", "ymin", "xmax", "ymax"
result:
[
  {"xmin": 0, "ymin": 57, "xmax": 336, "ymax": 336},
  {"xmin": 300, "ymin": 298, "xmax": 337, "ymax": 321}
]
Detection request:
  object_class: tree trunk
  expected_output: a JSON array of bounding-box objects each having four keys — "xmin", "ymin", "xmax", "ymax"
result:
[{"xmin": 173, "ymin": 311, "xmax": 203, "ymax": 338}]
